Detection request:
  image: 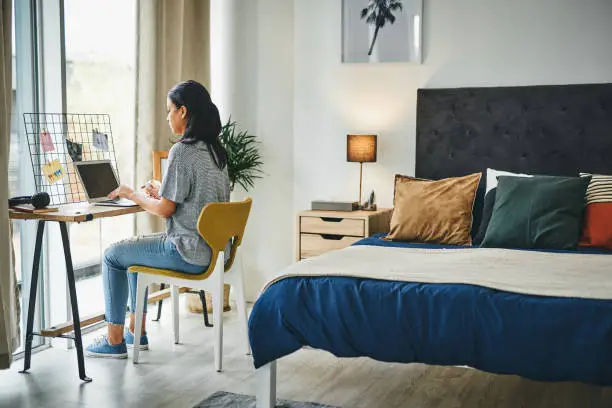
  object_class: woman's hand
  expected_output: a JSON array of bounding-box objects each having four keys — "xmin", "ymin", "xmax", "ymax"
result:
[
  {"xmin": 142, "ymin": 182, "xmax": 160, "ymax": 199},
  {"xmin": 111, "ymin": 183, "xmax": 175, "ymax": 218},
  {"xmin": 109, "ymin": 185, "xmax": 135, "ymax": 200}
]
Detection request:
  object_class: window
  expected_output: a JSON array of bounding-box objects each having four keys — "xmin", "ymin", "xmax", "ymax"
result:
[
  {"xmin": 63, "ymin": 0, "xmax": 137, "ymax": 316},
  {"xmin": 10, "ymin": 1, "xmax": 138, "ymax": 354}
]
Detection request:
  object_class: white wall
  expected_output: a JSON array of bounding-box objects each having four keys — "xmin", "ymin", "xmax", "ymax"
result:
[
  {"xmin": 294, "ymin": 0, "xmax": 612, "ymax": 214},
  {"xmin": 212, "ymin": 0, "xmax": 294, "ymax": 300},
  {"xmin": 219, "ymin": 0, "xmax": 612, "ymax": 298}
]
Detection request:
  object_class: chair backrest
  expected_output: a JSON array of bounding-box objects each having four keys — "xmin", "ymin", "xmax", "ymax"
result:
[{"xmin": 197, "ymin": 197, "xmax": 252, "ymax": 278}]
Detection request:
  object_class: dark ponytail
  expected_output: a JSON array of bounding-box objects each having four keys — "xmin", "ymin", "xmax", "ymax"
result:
[{"xmin": 168, "ymin": 80, "xmax": 228, "ymax": 170}]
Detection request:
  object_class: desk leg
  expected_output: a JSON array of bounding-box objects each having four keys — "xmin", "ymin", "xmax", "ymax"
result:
[
  {"xmin": 20, "ymin": 220, "xmax": 45, "ymax": 374},
  {"xmin": 59, "ymin": 222, "xmax": 92, "ymax": 382}
]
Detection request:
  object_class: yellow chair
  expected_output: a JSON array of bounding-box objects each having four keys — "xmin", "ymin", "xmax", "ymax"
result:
[{"xmin": 129, "ymin": 197, "xmax": 252, "ymax": 371}]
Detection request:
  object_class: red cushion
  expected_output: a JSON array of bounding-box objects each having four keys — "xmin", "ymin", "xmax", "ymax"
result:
[{"xmin": 580, "ymin": 203, "xmax": 612, "ymax": 249}]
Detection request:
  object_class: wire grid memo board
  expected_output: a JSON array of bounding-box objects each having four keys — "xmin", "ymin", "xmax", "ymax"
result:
[{"xmin": 23, "ymin": 113, "xmax": 120, "ymax": 205}]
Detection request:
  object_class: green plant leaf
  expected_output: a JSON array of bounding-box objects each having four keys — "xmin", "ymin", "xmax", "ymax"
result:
[{"xmin": 219, "ymin": 117, "xmax": 264, "ymax": 192}]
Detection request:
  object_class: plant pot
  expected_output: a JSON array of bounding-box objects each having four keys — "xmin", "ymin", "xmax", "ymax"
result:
[{"xmin": 186, "ymin": 283, "xmax": 232, "ymax": 314}]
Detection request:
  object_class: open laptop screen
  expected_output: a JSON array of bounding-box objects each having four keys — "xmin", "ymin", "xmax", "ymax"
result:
[{"xmin": 76, "ymin": 162, "xmax": 119, "ymax": 199}]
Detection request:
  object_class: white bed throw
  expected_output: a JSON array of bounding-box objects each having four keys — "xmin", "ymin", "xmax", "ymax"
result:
[{"xmin": 267, "ymin": 245, "xmax": 612, "ymax": 300}]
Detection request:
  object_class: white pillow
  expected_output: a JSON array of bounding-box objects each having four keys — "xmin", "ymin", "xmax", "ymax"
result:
[{"xmin": 486, "ymin": 168, "xmax": 532, "ymax": 193}]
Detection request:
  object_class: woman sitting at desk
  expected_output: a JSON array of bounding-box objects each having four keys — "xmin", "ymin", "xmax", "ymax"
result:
[{"xmin": 86, "ymin": 80, "xmax": 230, "ymax": 358}]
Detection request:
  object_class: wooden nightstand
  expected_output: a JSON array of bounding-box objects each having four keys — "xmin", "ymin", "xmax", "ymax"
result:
[{"xmin": 296, "ymin": 208, "xmax": 393, "ymax": 261}]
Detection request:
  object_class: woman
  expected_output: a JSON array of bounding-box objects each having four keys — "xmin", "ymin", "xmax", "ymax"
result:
[{"xmin": 87, "ymin": 80, "xmax": 230, "ymax": 358}]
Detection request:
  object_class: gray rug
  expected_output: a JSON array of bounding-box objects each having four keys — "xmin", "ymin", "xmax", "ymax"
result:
[{"xmin": 194, "ymin": 391, "xmax": 339, "ymax": 408}]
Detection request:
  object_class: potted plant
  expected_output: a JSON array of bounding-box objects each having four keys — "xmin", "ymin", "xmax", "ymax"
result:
[
  {"xmin": 167, "ymin": 117, "xmax": 264, "ymax": 193},
  {"xmin": 187, "ymin": 118, "xmax": 263, "ymax": 315},
  {"xmin": 219, "ymin": 117, "xmax": 264, "ymax": 193}
]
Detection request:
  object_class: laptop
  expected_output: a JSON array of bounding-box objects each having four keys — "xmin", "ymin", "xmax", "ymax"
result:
[{"xmin": 73, "ymin": 160, "xmax": 138, "ymax": 207}]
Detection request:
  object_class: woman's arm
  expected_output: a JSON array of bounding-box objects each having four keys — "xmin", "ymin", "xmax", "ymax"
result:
[{"xmin": 109, "ymin": 185, "xmax": 176, "ymax": 219}]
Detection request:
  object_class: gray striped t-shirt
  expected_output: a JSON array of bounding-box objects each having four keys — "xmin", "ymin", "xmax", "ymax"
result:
[{"xmin": 160, "ymin": 141, "xmax": 230, "ymax": 266}]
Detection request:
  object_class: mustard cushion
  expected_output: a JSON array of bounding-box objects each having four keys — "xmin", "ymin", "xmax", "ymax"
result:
[{"xmin": 386, "ymin": 173, "xmax": 482, "ymax": 245}]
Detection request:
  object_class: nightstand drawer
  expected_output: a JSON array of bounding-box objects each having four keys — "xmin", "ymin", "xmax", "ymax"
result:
[
  {"xmin": 300, "ymin": 233, "xmax": 361, "ymax": 259},
  {"xmin": 300, "ymin": 216, "xmax": 365, "ymax": 237}
]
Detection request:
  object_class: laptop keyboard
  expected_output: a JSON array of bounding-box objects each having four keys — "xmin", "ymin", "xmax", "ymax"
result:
[{"xmin": 97, "ymin": 197, "xmax": 136, "ymax": 206}]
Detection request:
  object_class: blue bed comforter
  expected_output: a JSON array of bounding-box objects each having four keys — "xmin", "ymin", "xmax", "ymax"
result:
[{"xmin": 248, "ymin": 235, "xmax": 612, "ymax": 385}]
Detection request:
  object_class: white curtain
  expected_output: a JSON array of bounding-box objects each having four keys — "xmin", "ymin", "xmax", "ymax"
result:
[
  {"xmin": 135, "ymin": 0, "xmax": 211, "ymax": 234},
  {"xmin": 1, "ymin": 0, "xmax": 18, "ymax": 370}
]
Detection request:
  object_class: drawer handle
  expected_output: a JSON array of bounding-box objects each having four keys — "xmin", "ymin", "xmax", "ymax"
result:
[
  {"xmin": 320, "ymin": 234, "xmax": 344, "ymax": 240},
  {"xmin": 320, "ymin": 217, "xmax": 342, "ymax": 223}
]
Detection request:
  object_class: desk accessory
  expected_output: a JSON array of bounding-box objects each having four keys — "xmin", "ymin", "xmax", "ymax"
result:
[
  {"xmin": 9, "ymin": 191, "xmax": 51, "ymax": 209},
  {"xmin": 40, "ymin": 128, "xmax": 55, "ymax": 152},
  {"xmin": 92, "ymin": 129, "xmax": 109, "ymax": 151},
  {"xmin": 66, "ymin": 139, "xmax": 83, "ymax": 162},
  {"xmin": 311, "ymin": 200, "xmax": 359, "ymax": 211},
  {"xmin": 362, "ymin": 190, "xmax": 377, "ymax": 211},
  {"xmin": 41, "ymin": 159, "xmax": 65, "ymax": 184},
  {"xmin": 10, "ymin": 204, "xmax": 58, "ymax": 214},
  {"xmin": 9, "ymin": 192, "xmax": 57, "ymax": 213},
  {"xmin": 23, "ymin": 113, "xmax": 120, "ymax": 205}
]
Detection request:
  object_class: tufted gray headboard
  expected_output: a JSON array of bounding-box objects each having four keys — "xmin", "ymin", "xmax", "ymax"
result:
[{"xmin": 415, "ymin": 83, "xmax": 612, "ymax": 180}]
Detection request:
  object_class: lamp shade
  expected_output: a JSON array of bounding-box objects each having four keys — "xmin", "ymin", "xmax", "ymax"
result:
[{"xmin": 347, "ymin": 134, "xmax": 377, "ymax": 163}]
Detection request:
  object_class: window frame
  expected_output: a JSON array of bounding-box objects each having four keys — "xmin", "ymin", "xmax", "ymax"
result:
[
  {"xmin": 12, "ymin": 0, "xmax": 47, "ymax": 357},
  {"xmin": 12, "ymin": 0, "xmax": 139, "ymax": 357}
]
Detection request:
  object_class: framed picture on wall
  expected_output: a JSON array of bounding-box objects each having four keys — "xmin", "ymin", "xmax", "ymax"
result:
[{"xmin": 342, "ymin": 0, "xmax": 423, "ymax": 63}]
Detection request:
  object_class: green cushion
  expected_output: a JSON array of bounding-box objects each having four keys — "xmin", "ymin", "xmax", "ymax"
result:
[{"xmin": 481, "ymin": 175, "xmax": 590, "ymax": 250}]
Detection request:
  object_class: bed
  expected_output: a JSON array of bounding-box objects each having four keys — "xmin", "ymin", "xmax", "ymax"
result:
[{"xmin": 250, "ymin": 83, "xmax": 612, "ymax": 407}]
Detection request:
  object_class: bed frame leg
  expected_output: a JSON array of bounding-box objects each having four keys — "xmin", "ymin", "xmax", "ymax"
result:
[{"xmin": 257, "ymin": 361, "xmax": 277, "ymax": 408}]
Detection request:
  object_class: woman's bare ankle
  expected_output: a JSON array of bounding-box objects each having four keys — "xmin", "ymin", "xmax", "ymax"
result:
[
  {"xmin": 129, "ymin": 313, "xmax": 147, "ymax": 334},
  {"xmin": 107, "ymin": 323, "xmax": 124, "ymax": 345}
]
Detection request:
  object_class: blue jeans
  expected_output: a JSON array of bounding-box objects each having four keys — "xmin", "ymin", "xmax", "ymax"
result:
[{"xmin": 103, "ymin": 233, "xmax": 205, "ymax": 325}]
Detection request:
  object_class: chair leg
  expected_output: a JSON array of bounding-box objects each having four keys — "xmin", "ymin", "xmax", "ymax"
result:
[
  {"xmin": 230, "ymin": 253, "xmax": 250, "ymax": 355},
  {"xmin": 171, "ymin": 285, "xmax": 180, "ymax": 344},
  {"xmin": 153, "ymin": 283, "xmax": 166, "ymax": 322},
  {"xmin": 212, "ymin": 254, "xmax": 224, "ymax": 372},
  {"xmin": 133, "ymin": 275, "xmax": 148, "ymax": 364},
  {"xmin": 199, "ymin": 290, "xmax": 213, "ymax": 327}
]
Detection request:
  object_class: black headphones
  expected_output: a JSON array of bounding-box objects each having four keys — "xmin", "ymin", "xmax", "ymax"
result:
[{"xmin": 9, "ymin": 192, "xmax": 51, "ymax": 209}]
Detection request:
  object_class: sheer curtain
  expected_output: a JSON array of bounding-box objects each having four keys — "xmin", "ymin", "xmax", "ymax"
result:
[
  {"xmin": 1, "ymin": 0, "xmax": 18, "ymax": 370},
  {"xmin": 135, "ymin": 0, "xmax": 211, "ymax": 235}
]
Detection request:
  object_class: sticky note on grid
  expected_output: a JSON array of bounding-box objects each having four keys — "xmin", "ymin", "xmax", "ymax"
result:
[
  {"xmin": 41, "ymin": 159, "xmax": 65, "ymax": 184},
  {"xmin": 92, "ymin": 131, "xmax": 109, "ymax": 151},
  {"xmin": 40, "ymin": 130, "xmax": 55, "ymax": 153}
]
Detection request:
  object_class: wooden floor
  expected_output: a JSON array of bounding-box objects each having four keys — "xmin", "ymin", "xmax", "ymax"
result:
[{"xmin": 1, "ymin": 302, "xmax": 611, "ymax": 408}]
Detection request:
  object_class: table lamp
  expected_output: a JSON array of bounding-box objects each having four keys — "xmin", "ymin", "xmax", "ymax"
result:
[{"xmin": 347, "ymin": 134, "xmax": 377, "ymax": 205}]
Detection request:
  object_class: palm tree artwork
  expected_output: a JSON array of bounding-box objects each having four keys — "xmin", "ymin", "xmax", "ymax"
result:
[{"xmin": 360, "ymin": 0, "xmax": 403, "ymax": 56}]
